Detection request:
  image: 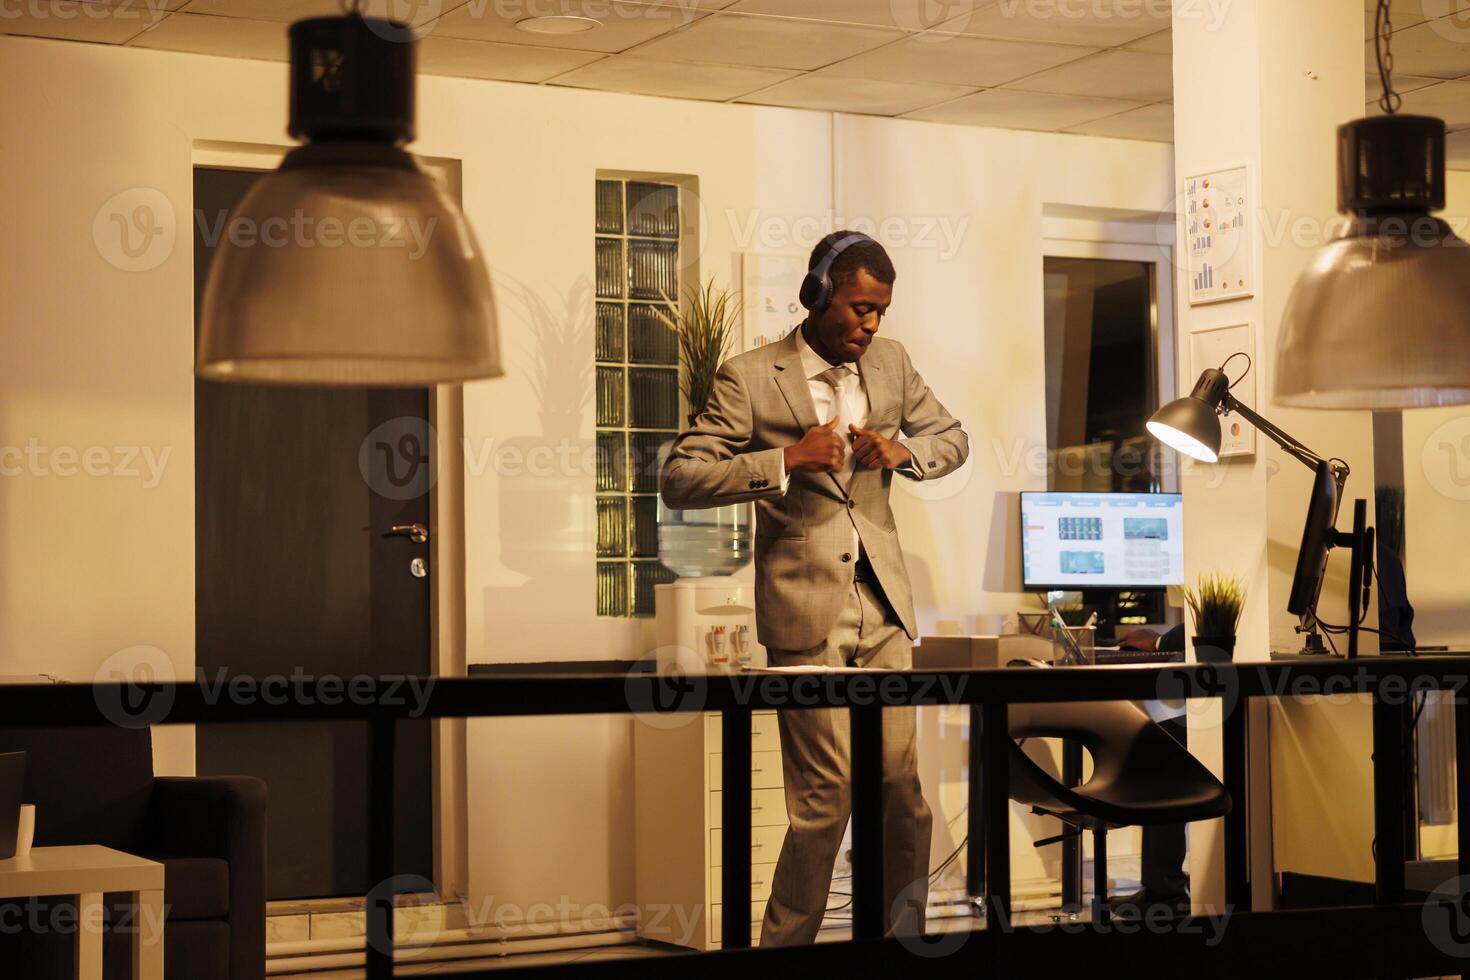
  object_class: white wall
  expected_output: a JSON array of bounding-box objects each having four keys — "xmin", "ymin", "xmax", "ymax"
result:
[
  {"xmin": 0, "ymin": 34, "xmax": 1173, "ymax": 915},
  {"xmin": 1400, "ymin": 171, "xmax": 1470, "ymax": 646}
]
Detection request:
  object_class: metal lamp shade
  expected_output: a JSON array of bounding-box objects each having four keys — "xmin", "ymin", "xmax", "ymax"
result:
[
  {"xmin": 1147, "ymin": 397, "xmax": 1221, "ymax": 464},
  {"xmin": 196, "ymin": 149, "xmax": 502, "ymax": 386},
  {"xmin": 1275, "ymin": 217, "xmax": 1470, "ymax": 408}
]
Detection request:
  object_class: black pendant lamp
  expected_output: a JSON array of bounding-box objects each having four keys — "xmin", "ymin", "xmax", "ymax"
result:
[
  {"xmin": 197, "ymin": 14, "xmax": 502, "ymax": 385},
  {"xmin": 1275, "ymin": 0, "xmax": 1470, "ymax": 408}
]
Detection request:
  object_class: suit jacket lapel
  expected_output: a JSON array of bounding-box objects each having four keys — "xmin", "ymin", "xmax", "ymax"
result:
[
  {"xmin": 773, "ymin": 329, "xmax": 818, "ymax": 432},
  {"xmin": 856, "ymin": 344, "xmax": 893, "ymax": 429},
  {"xmin": 773, "ymin": 328, "xmax": 845, "ymax": 498}
]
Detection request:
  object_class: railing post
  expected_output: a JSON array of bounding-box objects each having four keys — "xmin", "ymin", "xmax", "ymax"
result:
[
  {"xmin": 366, "ymin": 715, "xmax": 396, "ymax": 980},
  {"xmin": 1061, "ymin": 739, "xmax": 1084, "ymax": 910},
  {"xmin": 982, "ymin": 702, "xmax": 1010, "ymax": 936},
  {"xmin": 1223, "ymin": 688, "xmax": 1250, "ymax": 910},
  {"xmin": 721, "ymin": 708, "xmax": 753, "ymax": 948},
  {"xmin": 1373, "ymin": 690, "xmax": 1407, "ymax": 905},
  {"xmin": 851, "ymin": 703, "xmax": 884, "ymax": 940},
  {"xmin": 966, "ymin": 705, "xmax": 985, "ymax": 907}
]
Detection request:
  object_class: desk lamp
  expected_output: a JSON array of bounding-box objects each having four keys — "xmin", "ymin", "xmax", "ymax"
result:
[{"xmin": 1147, "ymin": 360, "xmax": 1373, "ymax": 657}]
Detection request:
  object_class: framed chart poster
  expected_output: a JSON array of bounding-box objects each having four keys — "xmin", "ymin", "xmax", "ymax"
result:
[
  {"xmin": 738, "ymin": 252, "xmax": 805, "ymax": 351},
  {"xmin": 1190, "ymin": 322, "xmax": 1256, "ymax": 458},
  {"xmin": 1183, "ymin": 166, "xmax": 1253, "ymax": 306}
]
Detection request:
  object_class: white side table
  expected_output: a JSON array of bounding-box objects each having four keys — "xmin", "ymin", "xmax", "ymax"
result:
[{"xmin": 0, "ymin": 844, "xmax": 164, "ymax": 980}]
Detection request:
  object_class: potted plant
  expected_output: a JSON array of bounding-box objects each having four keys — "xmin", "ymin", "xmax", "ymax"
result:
[
  {"xmin": 1184, "ymin": 572, "xmax": 1246, "ymax": 664},
  {"xmin": 651, "ymin": 278, "xmax": 753, "ymax": 579}
]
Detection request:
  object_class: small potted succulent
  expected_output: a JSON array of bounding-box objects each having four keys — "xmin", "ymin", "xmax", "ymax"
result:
[{"xmin": 1185, "ymin": 572, "xmax": 1246, "ymax": 664}]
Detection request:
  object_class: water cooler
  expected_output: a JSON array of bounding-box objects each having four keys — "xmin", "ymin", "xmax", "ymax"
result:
[{"xmin": 653, "ymin": 577, "xmax": 768, "ymax": 673}]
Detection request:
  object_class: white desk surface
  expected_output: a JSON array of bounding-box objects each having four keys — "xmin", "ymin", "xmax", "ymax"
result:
[{"xmin": 0, "ymin": 844, "xmax": 163, "ymax": 898}]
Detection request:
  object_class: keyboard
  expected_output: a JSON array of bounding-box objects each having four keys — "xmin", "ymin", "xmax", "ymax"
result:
[{"xmin": 1091, "ymin": 647, "xmax": 1185, "ymax": 665}]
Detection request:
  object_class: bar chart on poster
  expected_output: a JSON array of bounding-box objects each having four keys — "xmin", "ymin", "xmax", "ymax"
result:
[
  {"xmin": 739, "ymin": 252, "xmax": 804, "ymax": 350},
  {"xmin": 1184, "ymin": 166, "xmax": 1253, "ymax": 306}
]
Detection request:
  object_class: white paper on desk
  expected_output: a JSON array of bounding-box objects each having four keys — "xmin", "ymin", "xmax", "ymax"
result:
[{"xmin": 742, "ymin": 665, "xmax": 891, "ymax": 673}]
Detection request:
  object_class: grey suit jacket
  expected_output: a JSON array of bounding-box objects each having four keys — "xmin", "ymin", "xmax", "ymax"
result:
[{"xmin": 659, "ymin": 329, "xmax": 969, "ymax": 651}]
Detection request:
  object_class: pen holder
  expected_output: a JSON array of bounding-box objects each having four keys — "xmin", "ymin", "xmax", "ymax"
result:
[{"xmin": 1051, "ymin": 624, "xmax": 1096, "ymax": 665}]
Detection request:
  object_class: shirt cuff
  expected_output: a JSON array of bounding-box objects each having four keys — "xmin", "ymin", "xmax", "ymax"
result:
[
  {"xmin": 896, "ymin": 445, "xmax": 925, "ymax": 481},
  {"xmin": 778, "ymin": 451, "xmax": 791, "ymax": 494}
]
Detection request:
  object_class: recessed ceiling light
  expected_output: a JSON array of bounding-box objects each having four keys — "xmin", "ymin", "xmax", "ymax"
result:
[{"xmin": 515, "ymin": 15, "xmax": 600, "ymax": 34}]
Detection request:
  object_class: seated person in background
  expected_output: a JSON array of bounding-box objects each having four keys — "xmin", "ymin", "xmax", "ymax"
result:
[{"xmin": 1111, "ymin": 623, "xmax": 1189, "ymax": 916}]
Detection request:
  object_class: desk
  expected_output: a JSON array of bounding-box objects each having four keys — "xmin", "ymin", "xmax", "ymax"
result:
[{"xmin": 0, "ymin": 845, "xmax": 164, "ymax": 980}]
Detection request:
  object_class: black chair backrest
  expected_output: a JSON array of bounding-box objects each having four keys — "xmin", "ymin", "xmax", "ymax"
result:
[{"xmin": 0, "ymin": 726, "xmax": 154, "ymax": 850}]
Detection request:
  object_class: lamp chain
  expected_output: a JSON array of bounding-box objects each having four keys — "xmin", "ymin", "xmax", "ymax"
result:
[{"xmin": 1375, "ymin": 0, "xmax": 1401, "ymax": 114}]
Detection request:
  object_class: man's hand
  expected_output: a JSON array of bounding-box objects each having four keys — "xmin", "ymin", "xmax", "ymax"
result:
[
  {"xmin": 1117, "ymin": 629, "xmax": 1160, "ymax": 652},
  {"xmin": 849, "ymin": 424, "xmax": 913, "ymax": 470},
  {"xmin": 784, "ymin": 418, "xmax": 846, "ymax": 473}
]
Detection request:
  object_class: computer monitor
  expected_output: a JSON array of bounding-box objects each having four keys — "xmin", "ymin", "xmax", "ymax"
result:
[
  {"xmin": 1287, "ymin": 459, "xmax": 1344, "ymax": 620},
  {"xmin": 1020, "ymin": 491, "xmax": 1185, "ymax": 591}
]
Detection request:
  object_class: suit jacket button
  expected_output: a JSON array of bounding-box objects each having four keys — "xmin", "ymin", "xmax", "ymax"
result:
[
  {"xmin": 748, "ymin": 479, "xmax": 759, "ymax": 488},
  {"xmin": 847, "ymin": 499, "xmax": 855, "ymax": 508},
  {"xmin": 927, "ymin": 460, "xmax": 937, "ymax": 470},
  {"xmin": 840, "ymin": 552, "xmax": 852, "ymax": 563}
]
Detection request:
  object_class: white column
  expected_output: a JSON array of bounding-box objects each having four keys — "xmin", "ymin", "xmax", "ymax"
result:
[{"xmin": 1171, "ymin": 0, "xmax": 1371, "ymax": 912}]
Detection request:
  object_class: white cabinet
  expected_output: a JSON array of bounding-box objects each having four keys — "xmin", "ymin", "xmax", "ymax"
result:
[{"xmin": 633, "ymin": 711, "xmax": 788, "ymax": 950}]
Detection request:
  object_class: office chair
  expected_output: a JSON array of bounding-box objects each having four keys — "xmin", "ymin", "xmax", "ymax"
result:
[{"xmin": 1003, "ymin": 661, "xmax": 1231, "ymax": 922}]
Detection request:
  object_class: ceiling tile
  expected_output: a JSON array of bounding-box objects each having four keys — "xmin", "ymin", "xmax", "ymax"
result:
[
  {"xmin": 816, "ymin": 33, "xmax": 1096, "ymax": 88},
  {"xmin": 430, "ymin": 0, "xmax": 707, "ymax": 53},
  {"xmin": 904, "ymin": 88, "xmax": 1144, "ymax": 130},
  {"xmin": 735, "ymin": 75, "xmax": 974, "ymax": 115},
  {"xmin": 1365, "ymin": 70, "xmax": 1443, "ymax": 103},
  {"xmin": 934, "ymin": 0, "xmax": 1173, "ymax": 47},
  {"xmin": 417, "ymin": 36, "xmax": 604, "ymax": 81},
  {"xmin": 1368, "ymin": 78, "xmax": 1470, "ymax": 129},
  {"xmin": 1369, "ymin": 18, "xmax": 1470, "ymax": 79},
  {"xmin": 1447, "ymin": 127, "xmax": 1470, "ymax": 169},
  {"xmin": 180, "ymin": 0, "xmax": 438, "ymax": 28},
  {"xmin": 1126, "ymin": 27, "xmax": 1170, "ymax": 53},
  {"xmin": 550, "ymin": 55, "xmax": 797, "ymax": 100},
  {"xmin": 724, "ymin": 0, "xmax": 954, "ymax": 32},
  {"xmin": 628, "ymin": 12, "xmax": 902, "ymax": 70},
  {"xmin": 0, "ymin": 1, "xmax": 164, "ymax": 43},
  {"xmin": 1065, "ymin": 100, "xmax": 1173, "ymax": 141},
  {"xmin": 127, "ymin": 11, "xmax": 288, "ymax": 58},
  {"xmin": 1003, "ymin": 49, "xmax": 1172, "ymax": 101}
]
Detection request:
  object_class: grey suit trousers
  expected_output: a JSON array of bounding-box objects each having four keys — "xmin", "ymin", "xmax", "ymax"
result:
[{"xmin": 758, "ymin": 574, "xmax": 933, "ymax": 947}]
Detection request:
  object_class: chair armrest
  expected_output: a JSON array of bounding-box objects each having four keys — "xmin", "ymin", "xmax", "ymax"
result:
[{"xmin": 148, "ymin": 775, "xmax": 267, "ymax": 980}]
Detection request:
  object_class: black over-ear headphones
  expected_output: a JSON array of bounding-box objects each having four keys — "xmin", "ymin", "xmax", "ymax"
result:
[{"xmin": 798, "ymin": 232, "xmax": 876, "ymax": 313}]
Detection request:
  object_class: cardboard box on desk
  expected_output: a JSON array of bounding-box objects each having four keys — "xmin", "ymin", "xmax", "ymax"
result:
[{"xmin": 913, "ymin": 634, "xmax": 1055, "ymax": 670}]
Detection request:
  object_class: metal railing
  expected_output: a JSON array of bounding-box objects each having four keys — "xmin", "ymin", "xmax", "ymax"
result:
[{"xmin": 5, "ymin": 655, "xmax": 1470, "ymax": 978}]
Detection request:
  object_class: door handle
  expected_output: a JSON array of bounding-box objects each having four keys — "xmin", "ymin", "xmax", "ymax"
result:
[{"xmin": 383, "ymin": 523, "xmax": 428, "ymax": 544}]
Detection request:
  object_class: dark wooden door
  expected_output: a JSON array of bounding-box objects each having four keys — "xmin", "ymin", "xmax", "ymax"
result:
[{"xmin": 193, "ymin": 166, "xmax": 435, "ymax": 899}]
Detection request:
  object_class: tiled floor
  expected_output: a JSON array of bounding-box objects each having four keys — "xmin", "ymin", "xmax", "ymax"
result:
[{"xmin": 271, "ymin": 911, "xmax": 1050, "ymax": 977}]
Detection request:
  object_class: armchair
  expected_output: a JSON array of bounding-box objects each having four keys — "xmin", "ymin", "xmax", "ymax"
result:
[{"xmin": 0, "ymin": 724, "xmax": 266, "ymax": 980}]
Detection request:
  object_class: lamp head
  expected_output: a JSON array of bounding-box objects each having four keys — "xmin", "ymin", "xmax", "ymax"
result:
[{"xmin": 1146, "ymin": 367, "xmax": 1231, "ymax": 464}]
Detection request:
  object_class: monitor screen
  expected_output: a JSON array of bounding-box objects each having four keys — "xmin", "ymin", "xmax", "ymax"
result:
[{"xmin": 1020, "ymin": 491, "xmax": 1184, "ymax": 590}]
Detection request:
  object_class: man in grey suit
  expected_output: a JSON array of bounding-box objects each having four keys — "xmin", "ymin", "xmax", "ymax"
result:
[{"xmin": 659, "ymin": 231, "xmax": 969, "ymax": 946}]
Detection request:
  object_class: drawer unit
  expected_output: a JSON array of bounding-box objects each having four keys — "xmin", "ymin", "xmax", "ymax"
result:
[
  {"xmin": 711, "ymin": 824, "xmax": 787, "ymax": 867},
  {"xmin": 635, "ymin": 710, "xmax": 791, "ymax": 950},
  {"xmin": 708, "ymin": 750, "xmax": 784, "ymax": 791},
  {"xmin": 710, "ymin": 788, "xmax": 789, "ymax": 828}
]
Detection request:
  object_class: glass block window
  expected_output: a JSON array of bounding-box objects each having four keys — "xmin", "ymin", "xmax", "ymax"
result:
[{"xmin": 595, "ymin": 177, "xmax": 682, "ymax": 617}]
